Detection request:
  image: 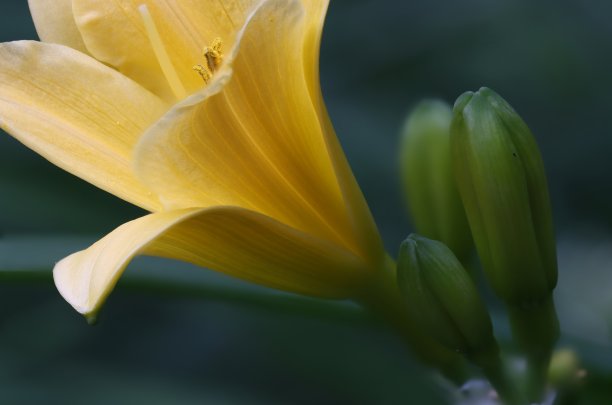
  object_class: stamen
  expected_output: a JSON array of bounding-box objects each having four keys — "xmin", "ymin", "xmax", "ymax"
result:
[
  {"xmin": 138, "ymin": 4, "xmax": 187, "ymax": 99},
  {"xmin": 193, "ymin": 37, "xmax": 223, "ymax": 83}
]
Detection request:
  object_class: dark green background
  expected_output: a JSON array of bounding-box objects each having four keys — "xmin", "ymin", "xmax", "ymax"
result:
[{"xmin": 1, "ymin": 0, "xmax": 611, "ymax": 403}]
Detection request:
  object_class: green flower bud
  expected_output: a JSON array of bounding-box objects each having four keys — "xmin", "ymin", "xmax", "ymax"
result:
[
  {"xmin": 397, "ymin": 234, "xmax": 496, "ymax": 357},
  {"xmin": 450, "ymin": 87, "xmax": 557, "ymax": 305},
  {"xmin": 399, "ymin": 100, "xmax": 472, "ymax": 261},
  {"xmin": 397, "ymin": 234, "xmax": 521, "ymax": 404},
  {"xmin": 451, "ymin": 88, "xmax": 559, "ymax": 402}
]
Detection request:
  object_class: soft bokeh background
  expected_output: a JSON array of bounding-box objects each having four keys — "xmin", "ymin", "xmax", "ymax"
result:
[{"xmin": 1, "ymin": 0, "xmax": 611, "ymax": 403}]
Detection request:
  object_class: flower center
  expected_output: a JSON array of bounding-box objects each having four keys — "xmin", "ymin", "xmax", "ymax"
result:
[
  {"xmin": 193, "ymin": 38, "xmax": 223, "ymax": 83},
  {"xmin": 138, "ymin": 4, "xmax": 187, "ymax": 99}
]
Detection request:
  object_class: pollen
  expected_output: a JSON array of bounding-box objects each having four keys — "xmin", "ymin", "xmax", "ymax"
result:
[{"xmin": 193, "ymin": 38, "xmax": 223, "ymax": 83}]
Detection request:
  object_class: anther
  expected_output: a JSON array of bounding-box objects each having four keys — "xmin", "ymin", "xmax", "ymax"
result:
[{"xmin": 193, "ymin": 37, "xmax": 223, "ymax": 83}]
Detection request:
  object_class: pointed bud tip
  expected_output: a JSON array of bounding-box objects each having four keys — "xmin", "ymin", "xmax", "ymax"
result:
[
  {"xmin": 409, "ymin": 99, "xmax": 452, "ymax": 118},
  {"xmin": 453, "ymin": 87, "xmax": 506, "ymax": 117},
  {"xmin": 403, "ymin": 234, "xmax": 450, "ymax": 263},
  {"xmin": 453, "ymin": 91, "xmax": 474, "ymax": 113},
  {"xmin": 405, "ymin": 233, "xmax": 428, "ymax": 244},
  {"xmin": 402, "ymin": 99, "xmax": 452, "ymax": 137}
]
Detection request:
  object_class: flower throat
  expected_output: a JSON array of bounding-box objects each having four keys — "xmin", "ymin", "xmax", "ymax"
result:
[{"xmin": 138, "ymin": 5, "xmax": 225, "ymax": 99}]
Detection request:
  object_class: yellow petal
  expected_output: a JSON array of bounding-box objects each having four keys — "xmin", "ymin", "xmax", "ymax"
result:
[
  {"xmin": 54, "ymin": 207, "xmax": 371, "ymax": 316},
  {"xmin": 28, "ymin": 0, "xmax": 89, "ymax": 54},
  {"xmin": 302, "ymin": 0, "xmax": 385, "ymax": 263},
  {"xmin": 72, "ymin": 0, "xmax": 256, "ymax": 102},
  {"xmin": 0, "ymin": 41, "xmax": 166, "ymax": 212},
  {"xmin": 301, "ymin": 0, "xmax": 329, "ymax": 97},
  {"xmin": 133, "ymin": 0, "xmax": 347, "ymax": 249},
  {"xmin": 135, "ymin": 0, "xmax": 384, "ymax": 264}
]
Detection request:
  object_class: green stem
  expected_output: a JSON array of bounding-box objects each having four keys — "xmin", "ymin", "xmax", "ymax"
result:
[
  {"xmin": 356, "ymin": 257, "xmax": 469, "ymax": 385},
  {"xmin": 507, "ymin": 294, "xmax": 559, "ymax": 403},
  {"xmin": 483, "ymin": 362, "xmax": 520, "ymax": 405},
  {"xmin": 470, "ymin": 345, "xmax": 523, "ymax": 405},
  {"xmin": 554, "ymin": 386, "xmax": 582, "ymax": 405}
]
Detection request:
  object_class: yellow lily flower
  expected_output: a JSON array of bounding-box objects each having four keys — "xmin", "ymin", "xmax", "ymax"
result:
[{"xmin": 0, "ymin": 0, "xmax": 387, "ymax": 317}]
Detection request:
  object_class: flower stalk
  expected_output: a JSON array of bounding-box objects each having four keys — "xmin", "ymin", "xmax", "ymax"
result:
[{"xmin": 357, "ymin": 256, "xmax": 470, "ymax": 384}]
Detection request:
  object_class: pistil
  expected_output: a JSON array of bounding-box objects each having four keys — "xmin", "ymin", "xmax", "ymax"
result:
[{"xmin": 138, "ymin": 4, "xmax": 187, "ymax": 99}]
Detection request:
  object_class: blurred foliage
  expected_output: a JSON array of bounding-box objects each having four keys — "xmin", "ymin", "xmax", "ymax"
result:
[{"xmin": 1, "ymin": 0, "xmax": 612, "ymax": 403}]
